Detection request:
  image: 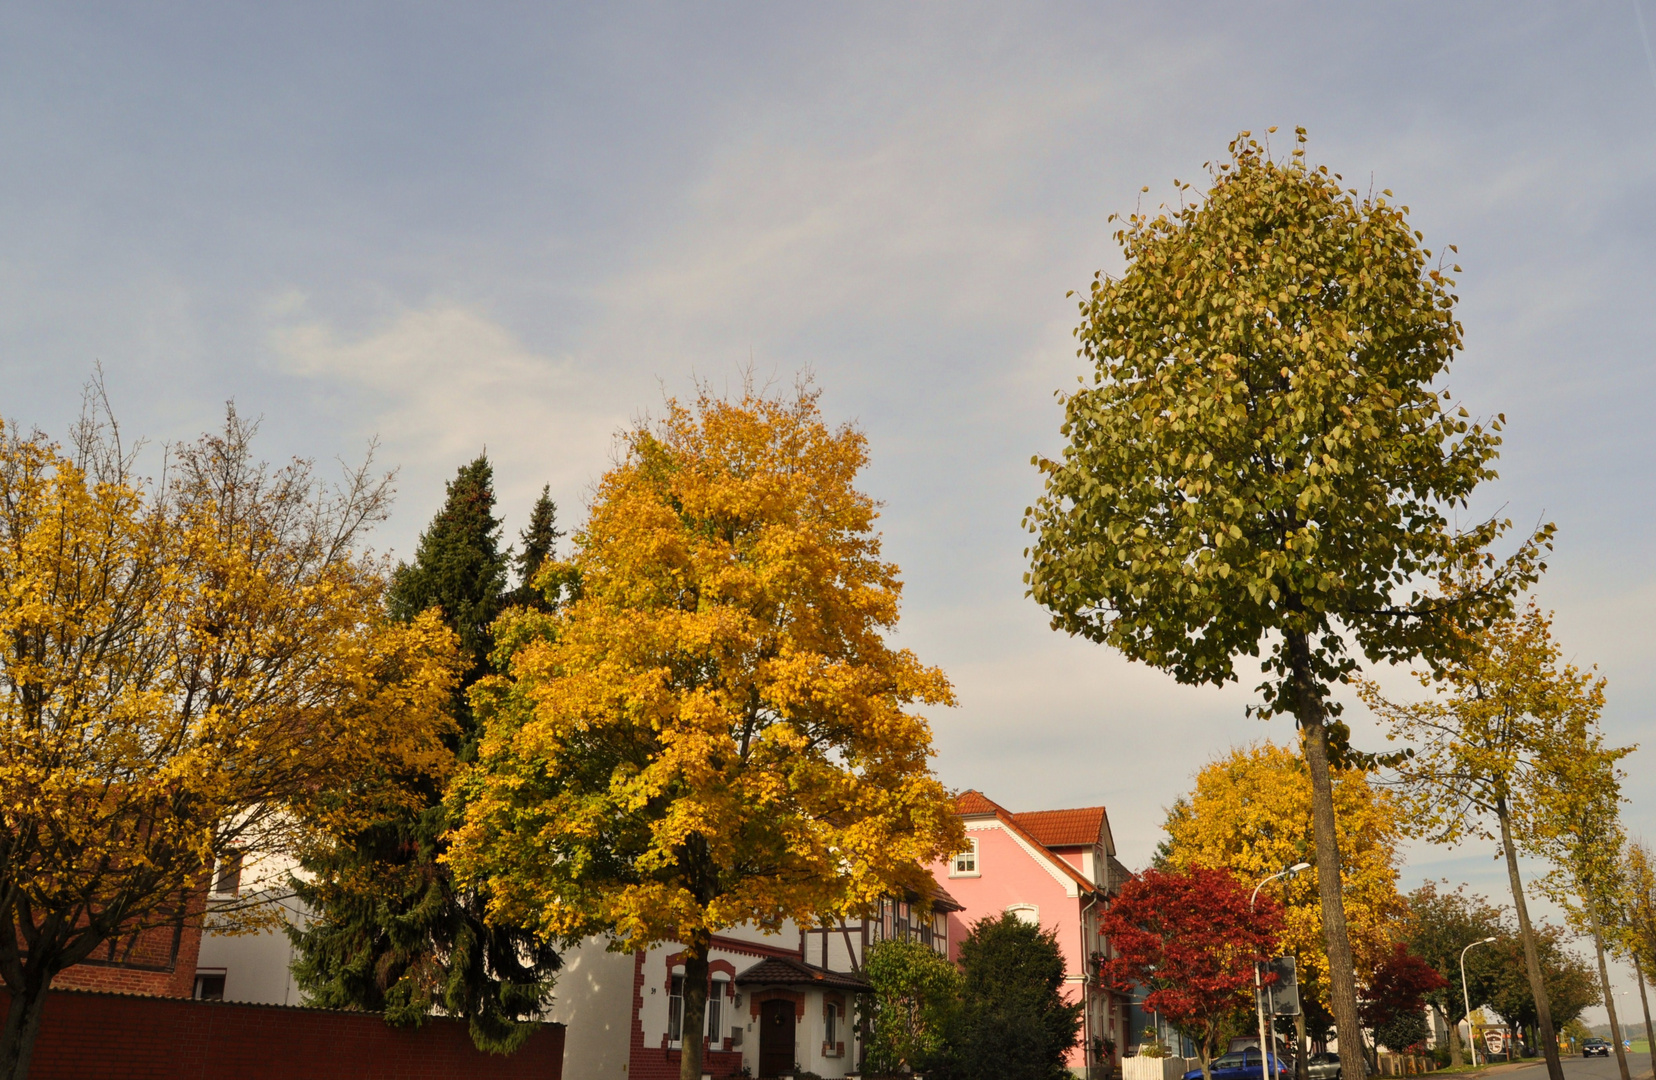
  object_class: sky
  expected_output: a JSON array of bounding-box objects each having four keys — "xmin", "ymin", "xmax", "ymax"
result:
[{"xmin": 2, "ymin": 2, "xmax": 1653, "ymax": 1025}]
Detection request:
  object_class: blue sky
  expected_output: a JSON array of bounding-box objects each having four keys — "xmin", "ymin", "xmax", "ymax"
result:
[{"xmin": 3, "ymin": 2, "xmax": 1653, "ymax": 1021}]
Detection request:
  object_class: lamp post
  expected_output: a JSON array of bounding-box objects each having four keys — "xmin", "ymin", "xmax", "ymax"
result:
[
  {"xmin": 1460, "ymin": 937, "xmax": 1498, "ymax": 1066},
  {"xmin": 1253, "ymin": 864, "xmax": 1311, "ymax": 1080}
]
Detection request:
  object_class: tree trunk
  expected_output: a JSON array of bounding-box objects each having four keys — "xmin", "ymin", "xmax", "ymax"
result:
[
  {"xmin": 1437, "ymin": 1003, "xmax": 1463, "ymax": 1068},
  {"xmin": 1495, "ymin": 802, "xmax": 1563, "ymax": 1080},
  {"xmin": 1584, "ymin": 906, "xmax": 1629, "ymax": 1080},
  {"xmin": 679, "ymin": 938, "xmax": 710, "ymax": 1080},
  {"xmin": 1633, "ymin": 954, "xmax": 1655, "ymax": 1080},
  {"xmin": 0, "ymin": 970, "xmax": 52, "ymax": 1080},
  {"xmin": 1296, "ymin": 707, "xmax": 1365, "ymax": 1080}
]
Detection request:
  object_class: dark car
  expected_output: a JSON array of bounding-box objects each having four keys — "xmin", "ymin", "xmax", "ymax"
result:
[
  {"xmin": 1583, "ymin": 1038, "xmax": 1610, "ymax": 1058},
  {"xmin": 1182, "ymin": 1049, "xmax": 1291, "ymax": 1080}
]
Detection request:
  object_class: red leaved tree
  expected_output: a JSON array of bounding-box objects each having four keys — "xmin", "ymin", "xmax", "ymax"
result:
[
  {"xmin": 1103, "ymin": 866, "xmax": 1285, "ymax": 1080},
  {"xmin": 1360, "ymin": 944, "xmax": 1448, "ymax": 1058}
]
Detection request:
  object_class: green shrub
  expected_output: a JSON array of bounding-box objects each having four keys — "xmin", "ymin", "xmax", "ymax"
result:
[
  {"xmin": 861, "ymin": 939, "xmax": 963, "ymax": 1075},
  {"xmin": 933, "ymin": 914, "xmax": 1084, "ymax": 1080}
]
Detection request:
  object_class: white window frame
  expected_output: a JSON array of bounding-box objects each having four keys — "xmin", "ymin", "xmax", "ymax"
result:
[
  {"xmin": 950, "ymin": 837, "xmax": 980, "ymax": 878},
  {"xmin": 667, "ymin": 971, "xmax": 685, "ymax": 1045},
  {"xmin": 706, "ymin": 977, "xmax": 727, "ymax": 1045},
  {"xmin": 1007, "ymin": 903, "xmax": 1039, "ymax": 926}
]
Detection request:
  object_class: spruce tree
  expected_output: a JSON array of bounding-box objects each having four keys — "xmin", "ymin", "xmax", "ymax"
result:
[
  {"xmin": 289, "ymin": 455, "xmax": 559, "ymax": 1053},
  {"xmin": 510, "ymin": 485, "xmax": 563, "ymax": 610}
]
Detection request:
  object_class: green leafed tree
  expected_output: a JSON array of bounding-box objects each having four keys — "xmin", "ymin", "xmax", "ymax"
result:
[
  {"xmin": 1024, "ymin": 129, "xmax": 1549, "ymax": 1080},
  {"xmin": 1402, "ymin": 882, "xmax": 1505, "ymax": 1066},
  {"xmin": 289, "ymin": 455, "xmax": 560, "ymax": 1053},
  {"xmin": 1484, "ymin": 922, "xmax": 1599, "ymax": 1043}
]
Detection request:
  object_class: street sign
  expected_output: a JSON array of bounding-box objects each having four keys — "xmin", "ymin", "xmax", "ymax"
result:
[
  {"xmin": 1484, "ymin": 1031, "xmax": 1504, "ymax": 1056},
  {"xmin": 1260, "ymin": 956, "xmax": 1300, "ymax": 1017}
]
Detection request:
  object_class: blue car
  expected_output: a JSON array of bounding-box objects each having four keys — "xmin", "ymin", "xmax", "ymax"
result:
[{"xmin": 1183, "ymin": 1050, "xmax": 1292, "ymax": 1080}]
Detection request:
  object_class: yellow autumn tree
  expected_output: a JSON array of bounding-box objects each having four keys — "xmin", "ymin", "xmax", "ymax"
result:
[
  {"xmin": 0, "ymin": 406, "xmax": 459, "ymax": 1080},
  {"xmin": 1159, "ymin": 742, "xmax": 1406, "ymax": 1054},
  {"xmin": 446, "ymin": 380, "xmax": 964, "ymax": 1080}
]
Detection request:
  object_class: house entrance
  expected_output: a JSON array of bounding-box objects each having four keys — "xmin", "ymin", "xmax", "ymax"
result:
[{"xmin": 758, "ymin": 998, "xmax": 795, "ymax": 1077}]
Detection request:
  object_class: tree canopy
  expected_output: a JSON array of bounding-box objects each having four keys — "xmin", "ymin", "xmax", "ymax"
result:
[
  {"xmin": 936, "ymin": 913, "xmax": 1084, "ymax": 1080},
  {"xmin": 289, "ymin": 455, "xmax": 559, "ymax": 1053},
  {"xmin": 1402, "ymin": 881, "xmax": 1505, "ymax": 1065},
  {"xmin": 1024, "ymin": 128, "xmax": 1548, "ymax": 1080},
  {"xmin": 1103, "ymin": 866, "xmax": 1283, "ymax": 1080},
  {"xmin": 0, "ymin": 407, "xmax": 458, "ymax": 1080},
  {"xmin": 1158, "ymin": 742, "xmax": 1406, "ymax": 1016},
  {"xmin": 445, "ymin": 381, "xmax": 963, "ymax": 1080}
]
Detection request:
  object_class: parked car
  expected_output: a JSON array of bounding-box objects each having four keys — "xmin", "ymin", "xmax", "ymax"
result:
[
  {"xmin": 1183, "ymin": 1049, "xmax": 1291, "ymax": 1080},
  {"xmin": 1306, "ymin": 1051, "xmax": 1342, "ymax": 1080},
  {"xmin": 1583, "ymin": 1038, "xmax": 1610, "ymax": 1058}
]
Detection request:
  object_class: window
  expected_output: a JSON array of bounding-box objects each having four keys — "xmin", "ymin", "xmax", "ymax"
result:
[
  {"xmin": 825, "ymin": 1000, "xmax": 838, "ymax": 1049},
  {"xmin": 932, "ymin": 911, "xmax": 949, "ymax": 956},
  {"xmin": 950, "ymin": 838, "xmax": 979, "ymax": 877},
  {"xmin": 667, "ymin": 973, "xmax": 684, "ymax": 1043},
  {"xmin": 193, "ymin": 972, "xmax": 225, "ymax": 1000},
  {"xmin": 706, "ymin": 978, "xmax": 726, "ymax": 1044},
  {"xmin": 1007, "ymin": 904, "xmax": 1038, "ymax": 926},
  {"xmin": 212, "ymin": 851, "xmax": 243, "ymax": 897}
]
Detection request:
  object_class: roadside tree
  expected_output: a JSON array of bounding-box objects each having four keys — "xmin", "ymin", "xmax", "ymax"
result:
[
  {"xmin": 1483, "ymin": 922, "xmax": 1599, "ymax": 1044},
  {"xmin": 444, "ymin": 382, "xmax": 964, "ymax": 1080},
  {"xmin": 1360, "ymin": 600, "xmax": 1601, "ymax": 1080},
  {"xmin": 1621, "ymin": 840, "xmax": 1656, "ymax": 1079},
  {"xmin": 1025, "ymin": 128, "xmax": 1548, "ymax": 1080},
  {"xmin": 1359, "ymin": 944, "xmax": 1446, "ymax": 1061},
  {"xmin": 1102, "ymin": 866, "xmax": 1283, "ymax": 1080},
  {"xmin": 1401, "ymin": 882, "xmax": 1505, "ymax": 1066},
  {"xmin": 1159, "ymin": 741, "xmax": 1406, "ymax": 1070},
  {"xmin": 0, "ymin": 408, "xmax": 459, "ymax": 1080},
  {"xmin": 1526, "ymin": 730, "xmax": 1633, "ymax": 1080}
]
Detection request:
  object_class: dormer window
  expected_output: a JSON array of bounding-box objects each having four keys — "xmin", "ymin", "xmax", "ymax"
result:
[{"xmin": 950, "ymin": 837, "xmax": 980, "ymax": 878}]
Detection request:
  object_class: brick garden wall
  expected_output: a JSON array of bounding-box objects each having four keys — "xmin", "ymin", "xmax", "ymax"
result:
[{"xmin": 2, "ymin": 988, "xmax": 564, "ymax": 1080}]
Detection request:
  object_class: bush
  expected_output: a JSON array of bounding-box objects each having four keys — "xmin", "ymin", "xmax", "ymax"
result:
[
  {"xmin": 861, "ymin": 939, "xmax": 963, "ymax": 1075},
  {"xmin": 933, "ymin": 914, "xmax": 1084, "ymax": 1080}
]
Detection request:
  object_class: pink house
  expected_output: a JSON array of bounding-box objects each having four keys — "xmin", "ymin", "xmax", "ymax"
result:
[{"xmin": 929, "ymin": 790, "xmax": 1132, "ymax": 1080}]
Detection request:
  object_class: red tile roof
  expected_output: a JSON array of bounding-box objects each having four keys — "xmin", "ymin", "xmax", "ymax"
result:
[
  {"xmin": 950, "ymin": 790, "xmax": 1104, "ymax": 895},
  {"xmin": 953, "ymin": 790, "xmax": 1004, "ymax": 816},
  {"xmin": 1012, "ymin": 807, "xmax": 1108, "ymax": 849}
]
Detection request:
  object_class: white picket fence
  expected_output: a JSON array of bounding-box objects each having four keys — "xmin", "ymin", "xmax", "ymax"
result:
[{"xmin": 1124, "ymin": 1055, "xmax": 1198, "ymax": 1080}]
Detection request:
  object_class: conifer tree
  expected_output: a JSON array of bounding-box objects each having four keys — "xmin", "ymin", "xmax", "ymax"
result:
[
  {"xmin": 290, "ymin": 455, "xmax": 559, "ymax": 1053},
  {"xmin": 510, "ymin": 485, "xmax": 563, "ymax": 610}
]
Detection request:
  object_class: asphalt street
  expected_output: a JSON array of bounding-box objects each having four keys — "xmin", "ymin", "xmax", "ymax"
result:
[{"xmin": 1496, "ymin": 1054, "xmax": 1656, "ymax": 1080}]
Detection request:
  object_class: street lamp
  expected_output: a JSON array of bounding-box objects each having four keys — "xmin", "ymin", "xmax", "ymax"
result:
[
  {"xmin": 1461, "ymin": 937, "xmax": 1499, "ymax": 1066},
  {"xmin": 1253, "ymin": 864, "xmax": 1312, "ymax": 1080}
]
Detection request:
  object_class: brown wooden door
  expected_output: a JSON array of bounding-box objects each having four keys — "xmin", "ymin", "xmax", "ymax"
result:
[{"xmin": 758, "ymin": 998, "xmax": 795, "ymax": 1077}]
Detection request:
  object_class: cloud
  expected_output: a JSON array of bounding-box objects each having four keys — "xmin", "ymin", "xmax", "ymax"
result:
[{"xmin": 268, "ymin": 300, "xmax": 627, "ymax": 543}]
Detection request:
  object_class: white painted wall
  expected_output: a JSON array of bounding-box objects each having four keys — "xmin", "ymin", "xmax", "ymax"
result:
[{"xmin": 546, "ymin": 938, "xmax": 634, "ymax": 1078}]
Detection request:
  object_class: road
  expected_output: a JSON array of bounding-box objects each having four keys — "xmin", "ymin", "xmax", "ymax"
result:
[{"xmin": 1495, "ymin": 1053, "xmax": 1656, "ymax": 1080}]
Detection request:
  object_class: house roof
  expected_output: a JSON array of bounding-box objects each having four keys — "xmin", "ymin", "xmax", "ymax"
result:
[
  {"xmin": 735, "ymin": 955, "xmax": 872, "ymax": 993},
  {"xmin": 1013, "ymin": 807, "xmax": 1109, "ymax": 849},
  {"xmin": 952, "ymin": 789, "xmax": 1111, "ymax": 895}
]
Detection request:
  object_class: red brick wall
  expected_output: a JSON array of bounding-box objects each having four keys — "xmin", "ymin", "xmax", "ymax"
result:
[
  {"xmin": 45, "ymin": 887, "xmax": 207, "ymax": 998},
  {"xmin": 49, "ymin": 917, "xmax": 203, "ymax": 997},
  {"xmin": 2, "ymin": 989, "xmax": 564, "ymax": 1080}
]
